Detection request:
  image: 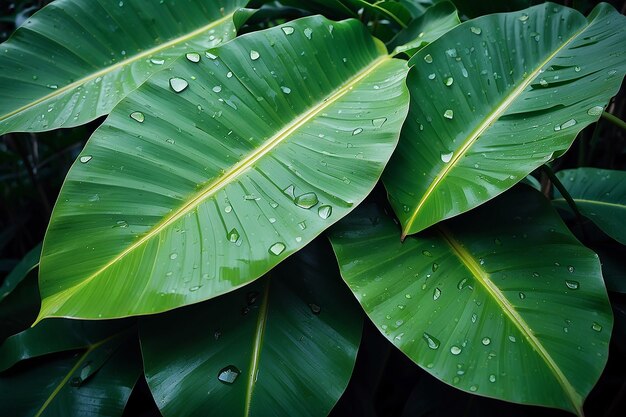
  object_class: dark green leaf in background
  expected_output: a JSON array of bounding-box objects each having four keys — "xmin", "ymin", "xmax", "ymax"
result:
[{"xmin": 140, "ymin": 239, "xmax": 362, "ymax": 417}]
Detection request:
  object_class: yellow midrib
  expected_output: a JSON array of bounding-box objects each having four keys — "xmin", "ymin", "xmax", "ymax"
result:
[
  {"xmin": 0, "ymin": 13, "xmax": 234, "ymax": 122},
  {"xmin": 40, "ymin": 55, "xmax": 390, "ymax": 314},
  {"xmin": 553, "ymin": 197, "xmax": 625, "ymax": 210},
  {"xmin": 402, "ymin": 21, "xmax": 591, "ymax": 236},
  {"xmin": 244, "ymin": 282, "xmax": 270, "ymax": 416},
  {"xmin": 34, "ymin": 334, "xmax": 117, "ymax": 417},
  {"xmin": 438, "ymin": 227, "xmax": 583, "ymax": 415}
]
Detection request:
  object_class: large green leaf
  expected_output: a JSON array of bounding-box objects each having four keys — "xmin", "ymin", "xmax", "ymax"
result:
[
  {"xmin": 554, "ymin": 168, "xmax": 626, "ymax": 245},
  {"xmin": 0, "ymin": 329, "xmax": 140, "ymax": 417},
  {"xmin": 37, "ymin": 15, "xmax": 410, "ymax": 320},
  {"xmin": 140, "ymin": 239, "xmax": 362, "ymax": 417},
  {"xmin": 383, "ymin": 3, "xmax": 626, "ymax": 237},
  {"xmin": 0, "ymin": 0, "xmax": 248, "ymax": 135},
  {"xmin": 329, "ymin": 187, "xmax": 612, "ymax": 415}
]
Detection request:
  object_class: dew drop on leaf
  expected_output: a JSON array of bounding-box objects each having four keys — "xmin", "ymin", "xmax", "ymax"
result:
[
  {"xmin": 150, "ymin": 58, "xmax": 164, "ymax": 65},
  {"xmin": 227, "ymin": 228, "xmax": 239, "ymax": 243},
  {"xmin": 318, "ymin": 205, "xmax": 332, "ymax": 219},
  {"xmin": 592, "ymin": 322, "xmax": 602, "ymax": 332},
  {"xmin": 470, "ymin": 26, "xmax": 482, "ymax": 35},
  {"xmin": 217, "ymin": 365, "xmax": 240, "ymax": 384},
  {"xmin": 185, "ymin": 52, "xmax": 200, "ymax": 63},
  {"xmin": 433, "ymin": 287, "xmax": 441, "ymax": 301},
  {"xmin": 169, "ymin": 77, "xmax": 188, "ymax": 93},
  {"xmin": 303, "ymin": 27, "xmax": 313, "ymax": 39},
  {"xmin": 212, "ymin": 85, "xmax": 222, "ymax": 93},
  {"xmin": 269, "ymin": 242, "xmax": 286, "ymax": 256},
  {"xmin": 481, "ymin": 337, "xmax": 491, "ymax": 346},
  {"xmin": 282, "ymin": 26, "xmax": 294, "ymax": 35},
  {"xmin": 424, "ymin": 54, "xmax": 433, "ymax": 64},
  {"xmin": 372, "ymin": 117, "xmax": 387, "ymax": 128},
  {"xmin": 441, "ymin": 151, "xmax": 454, "ymax": 163},
  {"xmin": 450, "ymin": 345, "xmax": 462, "ymax": 355},
  {"xmin": 587, "ymin": 106, "xmax": 603, "ymax": 116},
  {"xmin": 79, "ymin": 155, "xmax": 92, "ymax": 164},
  {"xmin": 250, "ymin": 50, "xmax": 260, "ymax": 60},
  {"xmin": 309, "ymin": 303, "xmax": 321, "ymax": 315},
  {"xmin": 294, "ymin": 192, "xmax": 318, "ymax": 209},
  {"xmin": 130, "ymin": 111, "xmax": 145, "ymax": 123},
  {"xmin": 423, "ymin": 332, "xmax": 440, "ymax": 349},
  {"xmin": 352, "ymin": 127, "xmax": 363, "ymax": 136},
  {"xmin": 443, "ymin": 110, "xmax": 454, "ymax": 120}
]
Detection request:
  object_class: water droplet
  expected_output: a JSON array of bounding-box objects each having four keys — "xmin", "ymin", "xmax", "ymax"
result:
[
  {"xmin": 303, "ymin": 27, "xmax": 313, "ymax": 39},
  {"xmin": 352, "ymin": 127, "xmax": 363, "ymax": 136},
  {"xmin": 423, "ymin": 332, "xmax": 440, "ymax": 349},
  {"xmin": 441, "ymin": 151, "xmax": 453, "ymax": 163},
  {"xmin": 281, "ymin": 86, "xmax": 291, "ymax": 94},
  {"xmin": 567, "ymin": 265, "xmax": 575, "ymax": 273},
  {"xmin": 372, "ymin": 117, "xmax": 387, "ymax": 128},
  {"xmin": 519, "ymin": 292, "xmax": 526, "ymax": 300},
  {"xmin": 461, "ymin": 67, "xmax": 469, "ymax": 78},
  {"xmin": 250, "ymin": 50, "xmax": 260, "ymax": 60},
  {"xmin": 212, "ymin": 85, "xmax": 222, "ymax": 93},
  {"xmin": 79, "ymin": 155, "xmax": 92, "ymax": 164},
  {"xmin": 445, "ymin": 48, "xmax": 457, "ymax": 58},
  {"xmin": 422, "ymin": 250, "xmax": 432, "ymax": 257},
  {"xmin": 519, "ymin": 13, "xmax": 529, "ymax": 22},
  {"xmin": 445, "ymin": 77, "xmax": 454, "ymax": 86},
  {"xmin": 405, "ymin": 293, "xmax": 412, "ymax": 299},
  {"xmin": 150, "ymin": 58, "xmax": 164, "ymax": 65},
  {"xmin": 457, "ymin": 278, "xmax": 468, "ymax": 290},
  {"xmin": 592, "ymin": 322, "xmax": 602, "ymax": 332},
  {"xmin": 470, "ymin": 26, "xmax": 482, "ymax": 35},
  {"xmin": 561, "ymin": 119, "xmax": 577, "ymax": 129},
  {"xmin": 432, "ymin": 263, "xmax": 439, "ymax": 272},
  {"xmin": 433, "ymin": 287, "xmax": 441, "ymax": 301},
  {"xmin": 170, "ymin": 252, "xmax": 178, "ymax": 260},
  {"xmin": 283, "ymin": 184, "xmax": 296, "ymax": 199},
  {"xmin": 470, "ymin": 384, "xmax": 478, "ymax": 392},
  {"xmin": 565, "ymin": 279, "xmax": 579, "ymax": 290},
  {"xmin": 294, "ymin": 192, "xmax": 318, "ymax": 209},
  {"xmin": 130, "ymin": 111, "xmax": 145, "ymax": 123},
  {"xmin": 282, "ymin": 26, "xmax": 295, "ymax": 35},
  {"xmin": 226, "ymin": 71, "xmax": 233, "ymax": 78},
  {"xmin": 587, "ymin": 106, "xmax": 603, "ymax": 116},
  {"xmin": 481, "ymin": 337, "xmax": 491, "ymax": 346},
  {"xmin": 450, "ymin": 345, "xmax": 462, "ymax": 355},
  {"xmin": 489, "ymin": 374, "xmax": 496, "ymax": 383},
  {"xmin": 298, "ymin": 221, "xmax": 306, "ymax": 230},
  {"xmin": 269, "ymin": 242, "xmax": 286, "ymax": 256},
  {"xmin": 471, "ymin": 313, "xmax": 477, "ymax": 323},
  {"xmin": 424, "ymin": 54, "xmax": 433, "ymax": 63},
  {"xmin": 309, "ymin": 303, "xmax": 321, "ymax": 315},
  {"xmin": 115, "ymin": 220, "xmax": 128, "ymax": 228},
  {"xmin": 428, "ymin": 73, "xmax": 436, "ymax": 80},
  {"xmin": 539, "ymin": 78, "xmax": 549, "ymax": 87},
  {"xmin": 443, "ymin": 110, "xmax": 454, "ymax": 120},
  {"xmin": 508, "ymin": 335, "xmax": 516, "ymax": 342},
  {"xmin": 574, "ymin": 65, "xmax": 581, "ymax": 72},
  {"xmin": 169, "ymin": 77, "xmax": 188, "ymax": 93},
  {"xmin": 218, "ymin": 365, "xmax": 240, "ymax": 384},
  {"xmin": 190, "ymin": 285, "xmax": 201, "ymax": 292},
  {"xmin": 224, "ymin": 205, "xmax": 232, "ymax": 213},
  {"xmin": 227, "ymin": 228, "xmax": 239, "ymax": 243},
  {"xmin": 318, "ymin": 205, "xmax": 332, "ymax": 219},
  {"xmin": 185, "ymin": 52, "xmax": 200, "ymax": 63},
  {"xmin": 205, "ymin": 52, "xmax": 218, "ymax": 60}
]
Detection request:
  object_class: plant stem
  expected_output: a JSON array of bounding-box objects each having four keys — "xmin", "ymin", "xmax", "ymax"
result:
[
  {"xmin": 601, "ymin": 111, "xmax": 626, "ymax": 132},
  {"xmin": 541, "ymin": 165, "xmax": 587, "ymax": 237}
]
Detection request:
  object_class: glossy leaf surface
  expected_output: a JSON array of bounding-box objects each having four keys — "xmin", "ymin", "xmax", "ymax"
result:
[
  {"xmin": 0, "ymin": 330, "xmax": 140, "ymax": 417},
  {"xmin": 38, "ymin": 16, "xmax": 410, "ymax": 320},
  {"xmin": 384, "ymin": 3, "xmax": 626, "ymax": 236},
  {"xmin": 0, "ymin": 0, "xmax": 247, "ymax": 134},
  {"xmin": 140, "ymin": 239, "xmax": 362, "ymax": 417},
  {"xmin": 329, "ymin": 187, "xmax": 612, "ymax": 415},
  {"xmin": 554, "ymin": 168, "xmax": 626, "ymax": 245},
  {"xmin": 389, "ymin": 1, "xmax": 460, "ymax": 56}
]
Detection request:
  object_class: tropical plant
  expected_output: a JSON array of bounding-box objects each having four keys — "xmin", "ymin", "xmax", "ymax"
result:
[{"xmin": 1, "ymin": 0, "xmax": 625, "ymax": 416}]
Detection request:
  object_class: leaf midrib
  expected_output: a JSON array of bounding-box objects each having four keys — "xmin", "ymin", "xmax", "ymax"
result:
[
  {"xmin": 0, "ymin": 13, "xmax": 234, "ymax": 122},
  {"xmin": 244, "ymin": 281, "xmax": 270, "ymax": 416},
  {"xmin": 553, "ymin": 197, "xmax": 626, "ymax": 210},
  {"xmin": 39, "ymin": 55, "xmax": 390, "ymax": 317},
  {"xmin": 402, "ymin": 18, "xmax": 592, "ymax": 236},
  {"xmin": 438, "ymin": 226, "xmax": 582, "ymax": 415}
]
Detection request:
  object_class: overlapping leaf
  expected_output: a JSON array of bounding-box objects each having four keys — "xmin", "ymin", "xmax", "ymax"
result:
[
  {"xmin": 140, "ymin": 240, "xmax": 362, "ymax": 417},
  {"xmin": 38, "ymin": 15, "xmax": 410, "ymax": 320},
  {"xmin": 0, "ymin": 0, "xmax": 248, "ymax": 134},
  {"xmin": 329, "ymin": 187, "xmax": 612, "ymax": 415},
  {"xmin": 554, "ymin": 168, "xmax": 626, "ymax": 245},
  {"xmin": 384, "ymin": 3, "xmax": 626, "ymax": 236}
]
